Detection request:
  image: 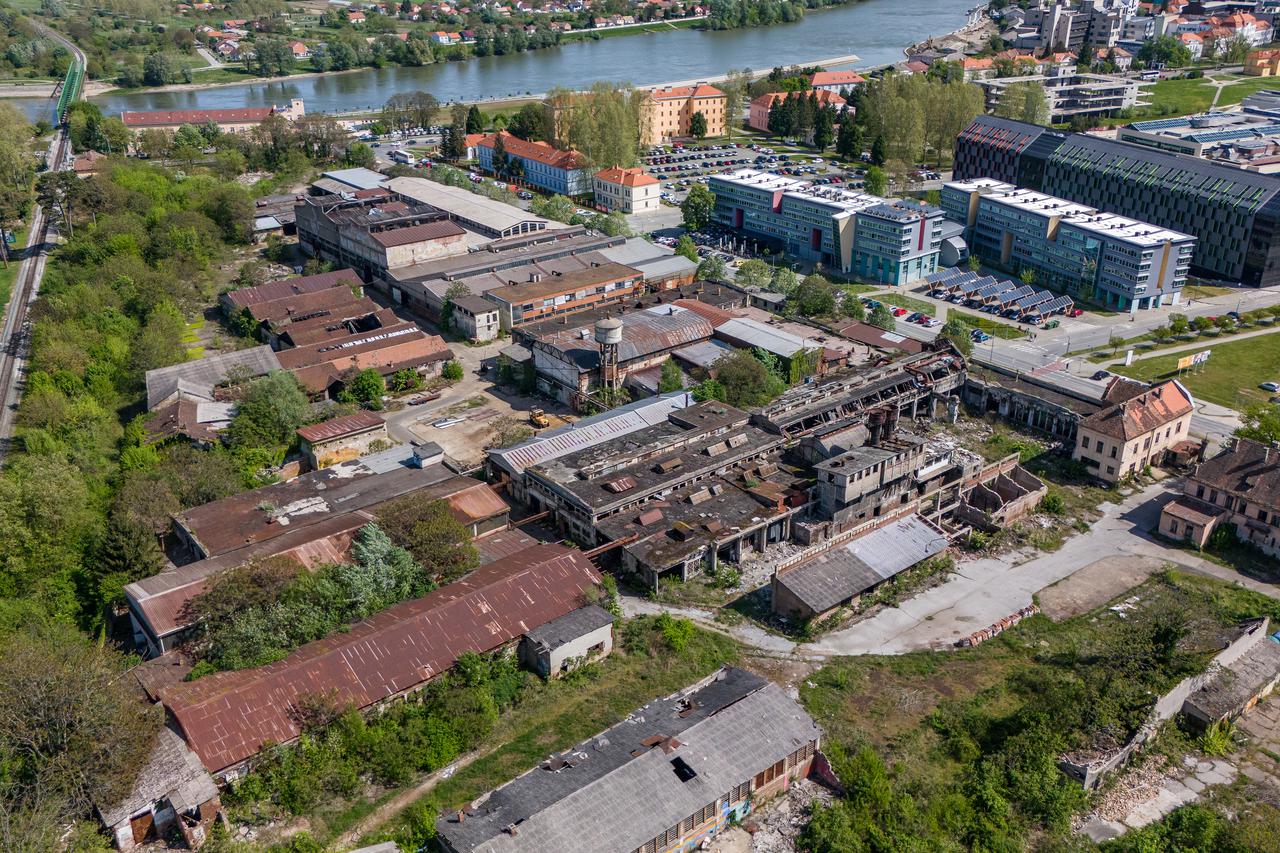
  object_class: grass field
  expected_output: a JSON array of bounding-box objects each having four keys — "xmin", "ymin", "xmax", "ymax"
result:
[
  {"xmin": 799, "ymin": 570, "xmax": 1280, "ymax": 851},
  {"xmin": 1216, "ymin": 74, "xmax": 1280, "ymax": 106},
  {"xmin": 1182, "ymin": 283, "xmax": 1235, "ymax": 300},
  {"xmin": 874, "ymin": 291, "xmax": 936, "ymax": 316},
  {"xmin": 1114, "ymin": 329, "xmax": 1280, "ymax": 409},
  {"xmin": 1141, "ymin": 76, "xmax": 1218, "ymax": 115},
  {"xmin": 562, "ymin": 16, "xmax": 703, "ymax": 42}
]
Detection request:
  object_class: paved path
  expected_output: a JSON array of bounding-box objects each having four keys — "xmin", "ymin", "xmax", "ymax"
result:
[
  {"xmin": 1095, "ymin": 324, "xmax": 1280, "ymax": 368},
  {"xmin": 626, "ymin": 480, "xmax": 1280, "ymax": 659}
]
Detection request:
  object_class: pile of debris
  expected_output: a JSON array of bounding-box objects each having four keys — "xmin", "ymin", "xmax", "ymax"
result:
[
  {"xmin": 741, "ymin": 778, "xmax": 834, "ymax": 852},
  {"xmin": 955, "ymin": 604, "xmax": 1040, "ymax": 647}
]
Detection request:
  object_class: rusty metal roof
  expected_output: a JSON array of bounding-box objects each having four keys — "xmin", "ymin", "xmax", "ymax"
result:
[
  {"xmin": 222, "ymin": 270, "xmax": 361, "ymax": 309},
  {"xmin": 161, "ymin": 544, "xmax": 601, "ymax": 773},
  {"xmin": 296, "ymin": 410, "xmax": 386, "ymax": 444},
  {"xmin": 539, "ymin": 304, "xmax": 713, "ymax": 371}
]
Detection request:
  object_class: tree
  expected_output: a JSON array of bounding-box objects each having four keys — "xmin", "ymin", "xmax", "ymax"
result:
[
  {"xmin": 1020, "ymin": 268, "xmax": 1036, "ymax": 286},
  {"xmin": 813, "ymin": 107, "xmax": 835, "ymax": 152},
  {"xmin": 345, "ymin": 142, "xmax": 376, "ymax": 169},
  {"xmin": 142, "ymin": 52, "xmax": 174, "ymax": 86},
  {"xmin": 375, "ymin": 497, "xmax": 479, "ymax": 583},
  {"xmin": 793, "ymin": 274, "xmax": 836, "ymax": 317},
  {"xmin": 938, "ymin": 317, "xmax": 973, "ymax": 356},
  {"xmin": 530, "ymin": 193, "xmax": 576, "ymax": 223},
  {"xmin": 870, "ymin": 134, "xmax": 887, "ymax": 166},
  {"xmin": 841, "ymin": 291, "xmax": 866, "ymax": 320},
  {"xmin": 772, "ymin": 266, "xmax": 799, "ymax": 294},
  {"xmin": 1169, "ymin": 313, "xmax": 1191, "ymax": 336},
  {"xmin": 719, "ymin": 68, "xmax": 753, "ymax": 141},
  {"xmin": 0, "ymin": 620, "xmax": 162, "ymax": 851},
  {"xmin": 441, "ymin": 361, "xmax": 464, "ymax": 381},
  {"xmin": 995, "ymin": 81, "xmax": 1050, "ymax": 125},
  {"xmin": 506, "ymin": 103, "xmax": 547, "ymax": 141},
  {"xmin": 968, "ymin": 254, "xmax": 982, "ymax": 273},
  {"xmin": 674, "ymin": 234, "xmax": 699, "ymax": 263},
  {"xmin": 863, "ymin": 165, "xmax": 887, "ymax": 197},
  {"xmin": 345, "ymin": 368, "xmax": 386, "ymax": 408},
  {"xmin": 697, "ymin": 254, "xmax": 727, "ymax": 281},
  {"xmin": 835, "ymin": 114, "xmax": 863, "ymax": 161},
  {"xmin": 658, "ymin": 359, "xmax": 684, "ymax": 392},
  {"xmin": 705, "ymin": 349, "xmax": 786, "ymax": 408},
  {"xmin": 1077, "ymin": 42, "xmax": 1095, "ymax": 70},
  {"xmin": 0, "ymin": 104, "xmax": 35, "ymax": 266},
  {"xmin": 681, "ymin": 182, "xmax": 716, "ymax": 231},
  {"xmin": 465, "ymin": 104, "xmax": 484, "ymax": 134},
  {"xmin": 225, "ymin": 370, "xmax": 310, "ymax": 450},
  {"xmin": 689, "ymin": 110, "xmax": 708, "ymax": 140},
  {"xmin": 1221, "ymin": 35, "xmax": 1252, "ymax": 66},
  {"xmin": 1237, "ymin": 403, "xmax": 1280, "ymax": 445},
  {"xmin": 869, "ymin": 303, "xmax": 895, "ymax": 330},
  {"xmin": 735, "ymin": 258, "xmax": 773, "ymax": 289},
  {"xmin": 1137, "ymin": 35, "xmax": 1193, "ymax": 69}
]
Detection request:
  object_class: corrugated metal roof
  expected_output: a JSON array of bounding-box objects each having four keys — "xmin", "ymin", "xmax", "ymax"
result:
[
  {"xmin": 488, "ymin": 391, "xmax": 694, "ymax": 476},
  {"xmin": 777, "ymin": 515, "xmax": 949, "ymax": 614},
  {"xmin": 297, "ymin": 410, "xmax": 385, "ymax": 444},
  {"xmin": 672, "ymin": 338, "xmax": 734, "ymax": 369},
  {"xmin": 540, "ymin": 304, "xmax": 713, "ymax": 369},
  {"xmin": 715, "ymin": 317, "xmax": 815, "ymax": 358},
  {"xmin": 145, "ymin": 346, "xmax": 281, "ymax": 410},
  {"xmin": 162, "ymin": 544, "xmax": 601, "ymax": 773}
]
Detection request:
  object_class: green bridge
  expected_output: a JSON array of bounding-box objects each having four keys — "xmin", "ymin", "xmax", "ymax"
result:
[{"xmin": 55, "ymin": 60, "xmax": 82, "ymax": 125}]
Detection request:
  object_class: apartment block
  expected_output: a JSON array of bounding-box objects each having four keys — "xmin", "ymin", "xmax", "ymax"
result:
[
  {"xmin": 977, "ymin": 73, "xmax": 1148, "ymax": 122},
  {"xmin": 954, "ymin": 114, "xmax": 1280, "ymax": 287},
  {"xmin": 640, "ymin": 83, "xmax": 727, "ymax": 145},
  {"xmin": 708, "ymin": 169, "xmax": 942, "ymax": 282},
  {"xmin": 1161, "ymin": 438, "xmax": 1280, "ymax": 557},
  {"xmin": 942, "ymin": 178, "xmax": 1195, "ymax": 311},
  {"xmin": 593, "ymin": 166, "xmax": 661, "ymax": 214}
]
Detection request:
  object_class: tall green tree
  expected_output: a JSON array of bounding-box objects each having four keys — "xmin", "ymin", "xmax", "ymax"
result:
[
  {"xmin": 689, "ymin": 110, "xmax": 708, "ymax": 140},
  {"xmin": 681, "ymin": 182, "xmax": 716, "ymax": 231}
]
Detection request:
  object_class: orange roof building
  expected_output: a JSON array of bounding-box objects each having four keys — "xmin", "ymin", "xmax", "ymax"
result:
[
  {"xmin": 640, "ymin": 82, "xmax": 727, "ymax": 145},
  {"xmin": 476, "ymin": 131, "xmax": 592, "ymax": 195},
  {"xmin": 809, "ymin": 70, "xmax": 866, "ymax": 91},
  {"xmin": 1073, "ymin": 379, "xmax": 1194, "ymax": 484},
  {"xmin": 593, "ymin": 166, "xmax": 661, "ymax": 214},
  {"xmin": 747, "ymin": 90, "xmax": 847, "ymax": 132}
]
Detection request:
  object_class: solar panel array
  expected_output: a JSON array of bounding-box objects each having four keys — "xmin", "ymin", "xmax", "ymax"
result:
[
  {"xmin": 999, "ymin": 285, "xmax": 1035, "ymax": 306},
  {"xmin": 1035, "ymin": 295, "xmax": 1075, "ymax": 315}
]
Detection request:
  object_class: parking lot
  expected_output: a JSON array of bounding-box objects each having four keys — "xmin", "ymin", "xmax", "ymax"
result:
[{"xmin": 644, "ymin": 140, "xmax": 868, "ymax": 206}]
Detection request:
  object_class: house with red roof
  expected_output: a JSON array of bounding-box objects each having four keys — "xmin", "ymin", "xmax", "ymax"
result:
[
  {"xmin": 593, "ymin": 166, "xmax": 660, "ymax": 213},
  {"xmin": 747, "ymin": 89, "xmax": 846, "ymax": 134},
  {"xmin": 809, "ymin": 69, "xmax": 865, "ymax": 92},
  {"xmin": 476, "ymin": 130, "xmax": 593, "ymax": 195},
  {"xmin": 120, "ymin": 98, "xmax": 305, "ymax": 136},
  {"xmin": 159, "ymin": 543, "xmax": 604, "ymax": 776},
  {"xmin": 1073, "ymin": 379, "xmax": 1194, "ymax": 484}
]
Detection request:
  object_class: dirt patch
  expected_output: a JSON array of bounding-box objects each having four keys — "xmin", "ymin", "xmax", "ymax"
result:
[{"xmin": 1038, "ymin": 555, "xmax": 1167, "ymax": 621}]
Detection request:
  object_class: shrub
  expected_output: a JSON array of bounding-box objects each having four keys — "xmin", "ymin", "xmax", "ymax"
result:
[
  {"xmin": 441, "ymin": 361, "xmax": 464, "ymax": 382},
  {"xmin": 1039, "ymin": 492, "xmax": 1066, "ymax": 515},
  {"xmin": 656, "ymin": 612, "xmax": 695, "ymax": 653}
]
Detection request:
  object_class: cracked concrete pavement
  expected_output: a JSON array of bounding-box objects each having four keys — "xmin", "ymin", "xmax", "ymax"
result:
[{"xmin": 626, "ymin": 479, "xmax": 1280, "ymax": 660}]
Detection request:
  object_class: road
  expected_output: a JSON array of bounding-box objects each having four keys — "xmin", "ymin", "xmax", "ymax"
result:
[{"xmin": 624, "ymin": 480, "xmax": 1280, "ymax": 659}]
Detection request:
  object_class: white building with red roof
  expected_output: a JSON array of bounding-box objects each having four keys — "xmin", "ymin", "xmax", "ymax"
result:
[
  {"xmin": 809, "ymin": 69, "xmax": 865, "ymax": 92},
  {"xmin": 593, "ymin": 166, "xmax": 660, "ymax": 213},
  {"xmin": 121, "ymin": 98, "xmax": 305, "ymax": 135}
]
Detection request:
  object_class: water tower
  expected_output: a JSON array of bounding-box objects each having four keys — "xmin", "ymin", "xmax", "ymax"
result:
[{"xmin": 595, "ymin": 317, "xmax": 623, "ymax": 392}]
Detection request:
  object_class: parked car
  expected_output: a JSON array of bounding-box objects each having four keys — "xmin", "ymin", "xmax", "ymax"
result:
[
  {"xmin": 905, "ymin": 312, "xmax": 923, "ymax": 323},
  {"xmin": 891, "ymin": 307, "xmax": 909, "ymax": 317},
  {"xmin": 1068, "ymin": 308, "xmax": 1084, "ymax": 317},
  {"xmin": 924, "ymin": 317, "xmax": 942, "ymax": 328},
  {"xmin": 1261, "ymin": 382, "xmax": 1280, "ymax": 393},
  {"xmin": 1092, "ymin": 370, "xmax": 1111, "ymax": 381}
]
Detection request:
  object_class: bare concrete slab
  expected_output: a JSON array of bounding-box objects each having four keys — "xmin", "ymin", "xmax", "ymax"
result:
[{"xmin": 1037, "ymin": 555, "xmax": 1167, "ymax": 621}]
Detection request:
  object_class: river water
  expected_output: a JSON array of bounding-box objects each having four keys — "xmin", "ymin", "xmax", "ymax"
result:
[{"xmin": 22, "ymin": 0, "xmax": 972, "ymax": 119}]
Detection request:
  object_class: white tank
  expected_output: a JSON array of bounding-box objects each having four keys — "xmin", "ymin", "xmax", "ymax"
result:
[{"xmin": 594, "ymin": 318, "xmax": 623, "ymax": 345}]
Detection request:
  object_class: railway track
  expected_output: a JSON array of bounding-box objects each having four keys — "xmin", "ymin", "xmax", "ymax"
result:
[{"xmin": 0, "ymin": 125, "xmax": 71, "ymax": 456}]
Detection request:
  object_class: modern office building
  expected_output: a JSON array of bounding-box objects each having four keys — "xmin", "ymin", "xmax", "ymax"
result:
[
  {"xmin": 942, "ymin": 178, "xmax": 1195, "ymax": 311},
  {"xmin": 708, "ymin": 169, "xmax": 943, "ymax": 283},
  {"xmin": 953, "ymin": 114, "xmax": 1280, "ymax": 286},
  {"xmin": 1115, "ymin": 111, "xmax": 1280, "ymax": 159}
]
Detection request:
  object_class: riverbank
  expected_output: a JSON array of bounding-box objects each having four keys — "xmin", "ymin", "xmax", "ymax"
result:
[{"xmin": 904, "ymin": 14, "xmax": 996, "ymax": 58}]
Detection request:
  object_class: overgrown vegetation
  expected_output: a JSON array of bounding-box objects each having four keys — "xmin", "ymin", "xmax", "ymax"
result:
[
  {"xmin": 798, "ymin": 572, "xmax": 1280, "ymax": 852},
  {"xmin": 185, "ymin": 524, "xmax": 446, "ymax": 674}
]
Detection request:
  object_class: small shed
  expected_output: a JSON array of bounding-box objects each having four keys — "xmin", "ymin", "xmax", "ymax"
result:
[
  {"xmin": 297, "ymin": 410, "xmax": 390, "ymax": 469},
  {"xmin": 96, "ymin": 727, "xmax": 220, "ymax": 850},
  {"xmin": 520, "ymin": 604, "xmax": 614, "ymax": 678},
  {"xmin": 1183, "ymin": 629, "xmax": 1280, "ymax": 731}
]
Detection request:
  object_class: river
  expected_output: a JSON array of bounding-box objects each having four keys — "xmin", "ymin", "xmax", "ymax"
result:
[{"xmin": 21, "ymin": 0, "xmax": 973, "ymax": 119}]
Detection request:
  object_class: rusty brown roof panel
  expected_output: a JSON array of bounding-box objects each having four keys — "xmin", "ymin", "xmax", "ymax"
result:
[
  {"xmin": 296, "ymin": 410, "xmax": 385, "ymax": 444},
  {"xmin": 160, "ymin": 544, "xmax": 601, "ymax": 773}
]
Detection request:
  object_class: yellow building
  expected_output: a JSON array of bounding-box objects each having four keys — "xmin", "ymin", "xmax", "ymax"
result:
[
  {"xmin": 1245, "ymin": 48, "xmax": 1280, "ymax": 76},
  {"xmin": 1072, "ymin": 379, "xmax": 1194, "ymax": 484},
  {"xmin": 639, "ymin": 83, "xmax": 728, "ymax": 145}
]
